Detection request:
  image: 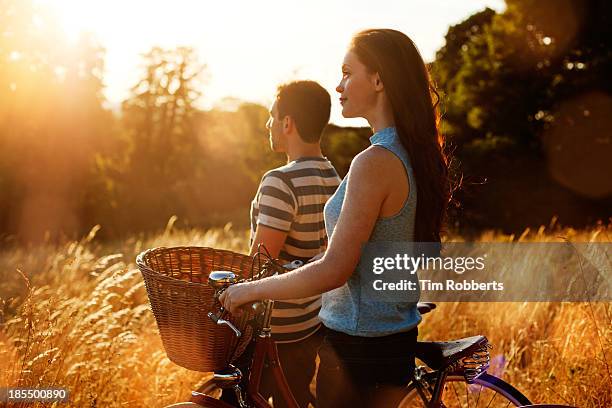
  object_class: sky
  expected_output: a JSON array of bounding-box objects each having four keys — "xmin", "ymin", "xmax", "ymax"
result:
[{"xmin": 42, "ymin": 0, "xmax": 506, "ymax": 126}]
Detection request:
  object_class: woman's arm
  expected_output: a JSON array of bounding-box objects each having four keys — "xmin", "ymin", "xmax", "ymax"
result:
[{"xmin": 220, "ymin": 147, "xmax": 392, "ymax": 313}]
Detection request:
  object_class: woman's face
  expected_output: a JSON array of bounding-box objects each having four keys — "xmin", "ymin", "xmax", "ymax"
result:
[{"xmin": 336, "ymin": 50, "xmax": 378, "ymax": 118}]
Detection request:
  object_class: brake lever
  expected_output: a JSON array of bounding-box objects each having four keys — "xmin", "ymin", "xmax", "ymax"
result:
[{"xmin": 207, "ymin": 307, "xmax": 242, "ymax": 337}]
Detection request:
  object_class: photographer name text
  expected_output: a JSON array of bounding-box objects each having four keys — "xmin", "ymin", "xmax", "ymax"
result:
[{"xmin": 372, "ymin": 279, "xmax": 504, "ymax": 291}]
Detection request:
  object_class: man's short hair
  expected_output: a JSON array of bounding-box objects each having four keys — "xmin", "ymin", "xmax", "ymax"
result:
[{"xmin": 276, "ymin": 81, "xmax": 331, "ymax": 143}]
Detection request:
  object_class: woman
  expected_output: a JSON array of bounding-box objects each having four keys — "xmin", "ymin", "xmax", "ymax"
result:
[{"xmin": 221, "ymin": 28, "xmax": 450, "ymax": 407}]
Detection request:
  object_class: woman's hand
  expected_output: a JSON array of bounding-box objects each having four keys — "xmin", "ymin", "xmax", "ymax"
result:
[{"xmin": 219, "ymin": 282, "xmax": 256, "ymax": 314}]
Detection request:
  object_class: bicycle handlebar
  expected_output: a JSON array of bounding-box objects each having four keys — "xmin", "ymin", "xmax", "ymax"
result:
[{"xmin": 206, "ymin": 257, "xmax": 305, "ymax": 338}]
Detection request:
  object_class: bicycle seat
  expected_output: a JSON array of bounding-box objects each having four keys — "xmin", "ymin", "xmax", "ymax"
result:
[
  {"xmin": 417, "ymin": 302, "xmax": 436, "ymax": 314},
  {"xmin": 415, "ymin": 335, "xmax": 488, "ymax": 370}
]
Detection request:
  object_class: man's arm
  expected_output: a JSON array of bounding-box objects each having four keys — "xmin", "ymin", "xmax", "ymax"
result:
[
  {"xmin": 249, "ymin": 224, "xmax": 289, "ymax": 259},
  {"xmin": 249, "ymin": 171, "xmax": 296, "ymax": 259}
]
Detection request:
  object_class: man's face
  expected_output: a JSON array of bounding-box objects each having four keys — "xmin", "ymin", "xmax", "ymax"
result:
[{"xmin": 266, "ymin": 100, "xmax": 286, "ymax": 152}]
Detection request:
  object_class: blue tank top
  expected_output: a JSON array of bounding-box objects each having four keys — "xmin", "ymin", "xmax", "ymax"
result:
[{"xmin": 319, "ymin": 126, "xmax": 421, "ymax": 337}]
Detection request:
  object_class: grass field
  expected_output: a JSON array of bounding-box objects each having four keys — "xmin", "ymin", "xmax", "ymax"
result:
[{"xmin": 1, "ymin": 221, "xmax": 610, "ymax": 407}]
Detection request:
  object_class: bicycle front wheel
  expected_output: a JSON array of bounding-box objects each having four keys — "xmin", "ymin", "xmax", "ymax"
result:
[{"xmin": 399, "ymin": 372, "xmax": 532, "ymax": 408}]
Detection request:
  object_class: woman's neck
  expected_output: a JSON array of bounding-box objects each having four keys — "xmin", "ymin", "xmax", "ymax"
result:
[{"xmin": 367, "ymin": 94, "xmax": 395, "ymax": 133}]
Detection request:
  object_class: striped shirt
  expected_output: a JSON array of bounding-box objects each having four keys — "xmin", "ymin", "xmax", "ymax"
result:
[{"xmin": 250, "ymin": 157, "xmax": 341, "ymax": 343}]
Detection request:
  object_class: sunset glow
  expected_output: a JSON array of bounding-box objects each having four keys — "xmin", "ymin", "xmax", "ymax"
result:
[{"xmin": 38, "ymin": 0, "xmax": 505, "ymax": 125}]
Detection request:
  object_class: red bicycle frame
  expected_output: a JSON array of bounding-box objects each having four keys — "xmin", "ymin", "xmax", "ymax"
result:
[{"xmin": 189, "ymin": 300, "xmax": 299, "ymax": 408}]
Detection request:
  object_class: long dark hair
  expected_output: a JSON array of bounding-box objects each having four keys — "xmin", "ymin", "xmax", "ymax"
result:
[{"xmin": 351, "ymin": 29, "xmax": 451, "ymax": 243}]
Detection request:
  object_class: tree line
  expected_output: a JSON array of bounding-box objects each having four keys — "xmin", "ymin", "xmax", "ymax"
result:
[{"xmin": 1, "ymin": 0, "xmax": 610, "ymax": 244}]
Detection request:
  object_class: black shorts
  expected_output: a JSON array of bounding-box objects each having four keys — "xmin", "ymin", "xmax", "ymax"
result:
[{"xmin": 316, "ymin": 325, "xmax": 418, "ymax": 408}]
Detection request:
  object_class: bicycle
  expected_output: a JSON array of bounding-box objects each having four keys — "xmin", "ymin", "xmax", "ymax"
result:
[{"xmin": 163, "ymin": 262, "xmax": 534, "ymax": 408}]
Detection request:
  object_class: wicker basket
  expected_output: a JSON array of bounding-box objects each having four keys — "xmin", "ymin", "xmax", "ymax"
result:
[{"xmin": 136, "ymin": 246, "xmax": 263, "ymax": 372}]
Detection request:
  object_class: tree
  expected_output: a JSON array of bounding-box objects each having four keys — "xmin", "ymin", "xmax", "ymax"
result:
[
  {"xmin": 431, "ymin": 0, "xmax": 612, "ymax": 230},
  {"xmin": 93, "ymin": 47, "xmax": 206, "ymax": 234},
  {"xmin": 434, "ymin": 0, "xmax": 612, "ymax": 159},
  {"xmin": 432, "ymin": 7, "xmax": 496, "ymax": 146}
]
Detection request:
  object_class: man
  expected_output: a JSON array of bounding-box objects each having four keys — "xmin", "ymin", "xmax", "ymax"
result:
[{"xmin": 249, "ymin": 80, "xmax": 341, "ymax": 407}]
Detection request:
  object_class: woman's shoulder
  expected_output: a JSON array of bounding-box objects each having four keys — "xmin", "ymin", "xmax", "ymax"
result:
[{"xmin": 350, "ymin": 145, "xmax": 402, "ymax": 175}]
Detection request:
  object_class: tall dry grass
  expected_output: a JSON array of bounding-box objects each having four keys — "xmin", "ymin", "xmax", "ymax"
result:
[{"xmin": 0, "ymin": 220, "xmax": 610, "ymax": 407}]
